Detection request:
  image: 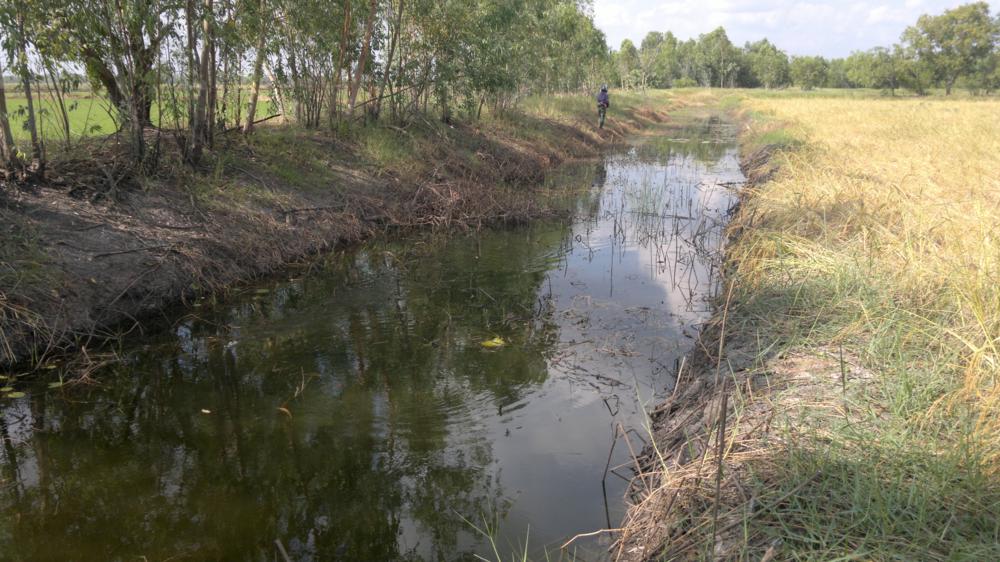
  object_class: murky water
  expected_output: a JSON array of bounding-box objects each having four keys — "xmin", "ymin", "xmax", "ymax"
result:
[{"xmin": 0, "ymin": 115, "xmax": 743, "ymax": 561}]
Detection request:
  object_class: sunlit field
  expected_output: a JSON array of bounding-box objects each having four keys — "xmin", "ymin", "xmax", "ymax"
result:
[
  {"xmin": 2, "ymin": 90, "xmax": 278, "ymax": 142},
  {"xmin": 4, "ymin": 94, "xmax": 115, "ymax": 141},
  {"xmin": 722, "ymin": 91, "xmax": 1000, "ymax": 557}
]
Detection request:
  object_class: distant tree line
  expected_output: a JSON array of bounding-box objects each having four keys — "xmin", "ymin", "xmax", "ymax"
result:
[
  {"xmin": 0, "ymin": 0, "xmax": 610, "ymax": 180},
  {"xmin": 612, "ymin": 2, "xmax": 1000, "ymax": 95}
]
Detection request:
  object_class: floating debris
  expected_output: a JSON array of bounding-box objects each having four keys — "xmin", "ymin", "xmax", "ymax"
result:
[{"xmin": 481, "ymin": 336, "xmax": 507, "ymax": 348}]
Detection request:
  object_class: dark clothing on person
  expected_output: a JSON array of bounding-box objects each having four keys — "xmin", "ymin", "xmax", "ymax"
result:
[{"xmin": 597, "ymin": 89, "xmax": 609, "ymax": 128}]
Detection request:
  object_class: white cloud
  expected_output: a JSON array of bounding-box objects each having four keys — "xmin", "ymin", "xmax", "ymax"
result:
[{"xmin": 592, "ymin": 0, "xmax": 974, "ymax": 57}]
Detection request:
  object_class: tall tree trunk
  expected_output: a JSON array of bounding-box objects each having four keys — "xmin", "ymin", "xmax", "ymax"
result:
[
  {"xmin": 207, "ymin": 36, "xmax": 217, "ymax": 144},
  {"xmin": 244, "ymin": 4, "xmax": 269, "ymax": 133},
  {"xmin": 82, "ymin": 51, "xmax": 125, "ymax": 113},
  {"xmin": 80, "ymin": 48, "xmax": 154, "ymax": 130},
  {"xmin": 0, "ymin": 55, "xmax": 22, "ymax": 175},
  {"xmin": 190, "ymin": 0, "xmax": 214, "ymax": 163},
  {"xmin": 233, "ymin": 63, "xmax": 243, "ymax": 127},
  {"xmin": 374, "ymin": 0, "xmax": 404, "ymax": 120},
  {"xmin": 219, "ymin": 50, "xmax": 229, "ymax": 130},
  {"xmin": 15, "ymin": 10, "xmax": 42, "ymax": 173},
  {"xmin": 348, "ymin": 0, "xmax": 378, "ymax": 116},
  {"xmin": 186, "ymin": 0, "xmax": 198, "ymax": 133},
  {"xmin": 288, "ymin": 49, "xmax": 302, "ymax": 123},
  {"xmin": 265, "ymin": 64, "xmax": 287, "ymax": 121},
  {"xmin": 393, "ymin": 22, "xmax": 407, "ymax": 121},
  {"xmin": 328, "ymin": 0, "xmax": 352, "ymax": 127},
  {"xmin": 42, "ymin": 63, "xmax": 72, "ymax": 147},
  {"xmin": 133, "ymin": 46, "xmax": 155, "ymax": 125}
]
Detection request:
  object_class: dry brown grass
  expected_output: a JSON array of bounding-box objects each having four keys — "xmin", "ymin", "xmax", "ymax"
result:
[
  {"xmin": 618, "ymin": 92, "xmax": 1000, "ymax": 561},
  {"xmin": 739, "ymin": 96, "xmax": 1000, "ymax": 465}
]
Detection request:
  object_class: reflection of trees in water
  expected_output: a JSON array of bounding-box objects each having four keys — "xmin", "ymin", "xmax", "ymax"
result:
[
  {"xmin": 592, "ymin": 161, "xmax": 607, "ymax": 189},
  {"xmin": 556, "ymin": 162, "xmax": 608, "ymax": 227},
  {"xmin": 0, "ymin": 227, "xmax": 567, "ymax": 561},
  {"xmin": 633, "ymin": 116, "xmax": 736, "ymax": 165}
]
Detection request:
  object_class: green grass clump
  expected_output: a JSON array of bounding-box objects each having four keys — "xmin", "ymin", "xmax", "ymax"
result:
[
  {"xmin": 357, "ymin": 125, "xmax": 416, "ymax": 171},
  {"xmin": 751, "ymin": 127, "xmax": 802, "ymax": 150}
]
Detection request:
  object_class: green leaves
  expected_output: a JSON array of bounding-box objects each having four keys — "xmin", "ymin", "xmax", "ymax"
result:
[
  {"xmin": 790, "ymin": 56, "xmax": 830, "ymax": 91},
  {"xmin": 901, "ymin": 2, "xmax": 999, "ymax": 93}
]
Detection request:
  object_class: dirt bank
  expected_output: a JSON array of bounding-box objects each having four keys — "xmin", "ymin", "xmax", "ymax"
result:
[{"xmin": 0, "ymin": 103, "xmax": 666, "ymax": 370}]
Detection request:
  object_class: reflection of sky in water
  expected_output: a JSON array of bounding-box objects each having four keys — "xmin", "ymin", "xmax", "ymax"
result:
[
  {"xmin": 0, "ymin": 118, "xmax": 743, "ymax": 561},
  {"xmin": 494, "ymin": 121, "xmax": 743, "ymax": 555}
]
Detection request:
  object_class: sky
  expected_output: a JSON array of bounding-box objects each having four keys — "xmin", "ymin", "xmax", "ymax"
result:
[{"xmin": 592, "ymin": 0, "xmax": 983, "ymax": 57}]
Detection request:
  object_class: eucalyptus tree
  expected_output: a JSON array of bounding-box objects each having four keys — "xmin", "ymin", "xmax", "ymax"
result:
[
  {"xmin": 0, "ymin": 53, "xmax": 21, "ymax": 176},
  {"xmin": 412, "ymin": 0, "xmax": 469, "ymax": 121},
  {"xmin": 674, "ymin": 39, "xmax": 699, "ymax": 84},
  {"xmin": 346, "ymin": 0, "xmax": 379, "ymax": 117},
  {"xmin": 272, "ymin": 0, "xmax": 345, "ymax": 128},
  {"xmin": 696, "ymin": 28, "xmax": 739, "ymax": 88},
  {"xmin": 372, "ymin": 0, "xmax": 405, "ymax": 119},
  {"xmin": 456, "ymin": 0, "xmax": 522, "ymax": 109},
  {"xmin": 637, "ymin": 32, "xmax": 663, "ymax": 89},
  {"xmin": 745, "ymin": 39, "xmax": 789, "ymax": 89},
  {"xmin": 44, "ymin": 0, "xmax": 182, "ymax": 165},
  {"xmin": 648, "ymin": 32, "xmax": 680, "ymax": 87},
  {"xmin": 73, "ymin": 1, "xmax": 177, "ymax": 126},
  {"xmin": 531, "ymin": 0, "xmax": 608, "ymax": 94},
  {"xmin": 615, "ymin": 39, "xmax": 639, "ymax": 89},
  {"xmin": 242, "ymin": 0, "xmax": 271, "ymax": 133},
  {"xmin": 189, "ymin": 0, "xmax": 217, "ymax": 162},
  {"xmin": 1, "ymin": 0, "xmax": 43, "ymax": 173},
  {"xmin": 0, "ymin": 0, "xmax": 612, "ymax": 177}
]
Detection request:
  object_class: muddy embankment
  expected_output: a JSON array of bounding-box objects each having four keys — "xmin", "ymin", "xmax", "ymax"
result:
[
  {"xmin": 0, "ymin": 107, "xmax": 666, "ymax": 370},
  {"xmin": 614, "ymin": 128, "xmax": 786, "ymax": 560}
]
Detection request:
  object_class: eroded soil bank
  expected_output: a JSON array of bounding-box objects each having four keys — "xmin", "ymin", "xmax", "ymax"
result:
[{"xmin": 0, "ymin": 103, "xmax": 665, "ymax": 369}]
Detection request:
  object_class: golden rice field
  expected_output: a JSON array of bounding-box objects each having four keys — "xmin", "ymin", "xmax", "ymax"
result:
[
  {"xmin": 739, "ymin": 95, "xmax": 1000, "ymax": 450},
  {"xmin": 716, "ymin": 93, "xmax": 1000, "ymax": 557}
]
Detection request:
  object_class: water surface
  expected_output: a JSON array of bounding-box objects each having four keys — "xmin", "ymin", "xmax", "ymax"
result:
[{"xmin": 0, "ymin": 115, "xmax": 743, "ymax": 561}]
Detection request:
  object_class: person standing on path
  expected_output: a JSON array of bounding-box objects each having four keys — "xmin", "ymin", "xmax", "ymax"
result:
[{"xmin": 597, "ymin": 85, "xmax": 610, "ymax": 129}]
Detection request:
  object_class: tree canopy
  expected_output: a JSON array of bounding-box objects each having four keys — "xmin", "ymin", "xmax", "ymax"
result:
[
  {"xmin": 609, "ymin": 2, "xmax": 999, "ymax": 94},
  {"xmin": 0, "ymin": 0, "xmax": 612, "ymax": 176},
  {"xmin": 1, "ymin": 0, "xmax": 999, "ymax": 180}
]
